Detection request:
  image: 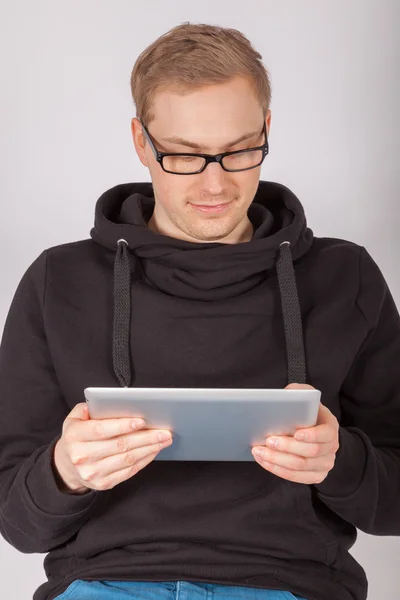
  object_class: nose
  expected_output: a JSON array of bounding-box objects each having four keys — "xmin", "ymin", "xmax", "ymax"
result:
[{"xmin": 200, "ymin": 161, "xmax": 228, "ymax": 195}]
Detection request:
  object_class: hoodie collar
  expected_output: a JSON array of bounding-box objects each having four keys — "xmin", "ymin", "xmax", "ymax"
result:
[
  {"xmin": 90, "ymin": 180, "xmax": 314, "ymax": 302},
  {"xmin": 90, "ymin": 180, "xmax": 313, "ymax": 387}
]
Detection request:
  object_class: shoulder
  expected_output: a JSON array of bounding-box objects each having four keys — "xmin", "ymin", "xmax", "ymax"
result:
[{"xmin": 301, "ymin": 236, "xmax": 363, "ymax": 275}]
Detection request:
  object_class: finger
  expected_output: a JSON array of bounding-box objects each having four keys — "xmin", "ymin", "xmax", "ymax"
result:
[
  {"xmin": 284, "ymin": 383, "xmax": 315, "ymax": 390},
  {"xmin": 294, "ymin": 404, "xmax": 337, "ymax": 442},
  {"xmin": 254, "ymin": 458, "xmax": 326, "ymax": 485},
  {"xmin": 74, "ymin": 428, "xmax": 173, "ymax": 463},
  {"xmin": 265, "ymin": 436, "xmax": 333, "ymax": 458},
  {"xmin": 294, "ymin": 423, "xmax": 336, "ymax": 444},
  {"xmin": 68, "ymin": 402, "xmax": 90, "ymax": 421},
  {"xmin": 71, "ymin": 416, "xmax": 146, "ymax": 442},
  {"xmin": 252, "ymin": 446, "xmax": 333, "ymax": 473},
  {"xmin": 76, "ymin": 437, "xmax": 173, "ymax": 483},
  {"xmin": 62, "ymin": 403, "xmax": 91, "ymax": 437},
  {"xmin": 96, "ymin": 450, "xmax": 163, "ymax": 491}
]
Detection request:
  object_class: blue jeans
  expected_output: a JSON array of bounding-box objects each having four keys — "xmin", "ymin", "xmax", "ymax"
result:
[{"xmin": 54, "ymin": 579, "xmax": 308, "ymax": 599}]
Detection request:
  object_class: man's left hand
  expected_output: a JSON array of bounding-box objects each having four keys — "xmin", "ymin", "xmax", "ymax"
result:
[{"xmin": 251, "ymin": 383, "xmax": 340, "ymax": 484}]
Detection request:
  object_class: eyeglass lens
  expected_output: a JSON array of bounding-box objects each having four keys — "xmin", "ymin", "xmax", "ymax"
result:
[{"xmin": 162, "ymin": 149, "xmax": 264, "ymax": 174}]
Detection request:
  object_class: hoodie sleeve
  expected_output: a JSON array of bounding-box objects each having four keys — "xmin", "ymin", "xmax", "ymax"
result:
[
  {"xmin": 0, "ymin": 250, "xmax": 100, "ymax": 554},
  {"xmin": 314, "ymin": 245, "xmax": 400, "ymax": 535}
]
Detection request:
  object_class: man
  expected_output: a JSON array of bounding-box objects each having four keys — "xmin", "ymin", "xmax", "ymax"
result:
[{"xmin": 0, "ymin": 22, "xmax": 399, "ymax": 600}]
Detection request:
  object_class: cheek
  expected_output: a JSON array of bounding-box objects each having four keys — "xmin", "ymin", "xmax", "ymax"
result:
[
  {"xmin": 238, "ymin": 170, "xmax": 263, "ymax": 203},
  {"xmin": 152, "ymin": 177, "xmax": 188, "ymax": 215},
  {"xmin": 161, "ymin": 176, "xmax": 197, "ymax": 206},
  {"xmin": 240, "ymin": 167, "xmax": 262, "ymax": 187}
]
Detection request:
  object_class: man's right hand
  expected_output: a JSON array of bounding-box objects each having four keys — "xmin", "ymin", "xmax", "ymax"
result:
[{"xmin": 52, "ymin": 402, "xmax": 173, "ymax": 494}]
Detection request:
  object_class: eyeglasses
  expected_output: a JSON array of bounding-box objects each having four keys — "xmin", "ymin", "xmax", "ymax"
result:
[{"xmin": 139, "ymin": 120, "xmax": 269, "ymax": 175}]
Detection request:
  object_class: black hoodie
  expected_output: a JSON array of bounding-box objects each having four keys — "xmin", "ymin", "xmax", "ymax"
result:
[{"xmin": 0, "ymin": 180, "xmax": 399, "ymax": 600}]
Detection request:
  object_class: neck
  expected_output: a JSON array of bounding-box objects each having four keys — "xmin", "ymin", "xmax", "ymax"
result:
[{"xmin": 148, "ymin": 215, "xmax": 254, "ymax": 244}]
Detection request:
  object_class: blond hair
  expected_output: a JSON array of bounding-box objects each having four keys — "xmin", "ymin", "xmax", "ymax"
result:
[{"xmin": 130, "ymin": 22, "xmax": 272, "ymax": 126}]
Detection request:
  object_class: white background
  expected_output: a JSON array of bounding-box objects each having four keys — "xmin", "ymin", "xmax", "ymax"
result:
[{"xmin": 0, "ymin": 1, "xmax": 399, "ymax": 598}]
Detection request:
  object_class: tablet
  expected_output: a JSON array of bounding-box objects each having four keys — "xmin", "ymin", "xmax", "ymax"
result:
[{"xmin": 84, "ymin": 387, "xmax": 321, "ymax": 462}]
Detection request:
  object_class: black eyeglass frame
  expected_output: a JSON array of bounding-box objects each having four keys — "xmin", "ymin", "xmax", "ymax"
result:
[{"xmin": 139, "ymin": 120, "xmax": 269, "ymax": 175}]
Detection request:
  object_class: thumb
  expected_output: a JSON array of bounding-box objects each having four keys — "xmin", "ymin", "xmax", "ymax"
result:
[
  {"xmin": 284, "ymin": 383, "xmax": 315, "ymax": 390},
  {"xmin": 68, "ymin": 402, "xmax": 90, "ymax": 421}
]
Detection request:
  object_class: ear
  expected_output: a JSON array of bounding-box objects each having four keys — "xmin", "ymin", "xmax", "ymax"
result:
[
  {"xmin": 266, "ymin": 109, "xmax": 272, "ymax": 137},
  {"xmin": 131, "ymin": 117, "xmax": 149, "ymax": 167}
]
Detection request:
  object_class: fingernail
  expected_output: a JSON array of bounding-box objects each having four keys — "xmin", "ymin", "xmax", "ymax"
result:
[
  {"xmin": 132, "ymin": 419, "xmax": 145, "ymax": 429},
  {"xmin": 266, "ymin": 438, "xmax": 278, "ymax": 448},
  {"xmin": 161, "ymin": 437, "xmax": 173, "ymax": 447}
]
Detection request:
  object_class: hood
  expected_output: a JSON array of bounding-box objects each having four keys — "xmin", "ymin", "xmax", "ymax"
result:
[{"xmin": 90, "ymin": 180, "xmax": 314, "ymax": 388}]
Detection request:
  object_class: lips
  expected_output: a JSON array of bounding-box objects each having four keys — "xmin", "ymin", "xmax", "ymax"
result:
[
  {"xmin": 192, "ymin": 202, "xmax": 230, "ymax": 207},
  {"xmin": 190, "ymin": 201, "xmax": 233, "ymax": 214}
]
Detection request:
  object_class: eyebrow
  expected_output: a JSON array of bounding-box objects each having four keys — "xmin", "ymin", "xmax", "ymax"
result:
[{"xmin": 159, "ymin": 127, "xmax": 262, "ymax": 151}]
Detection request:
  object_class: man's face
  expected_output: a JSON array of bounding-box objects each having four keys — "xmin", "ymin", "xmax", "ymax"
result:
[{"xmin": 131, "ymin": 75, "xmax": 271, "ymax": 244}]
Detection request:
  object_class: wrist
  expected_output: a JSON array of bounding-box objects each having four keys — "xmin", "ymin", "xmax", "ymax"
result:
[{"xmin": 52, "ymin": 439, "xmax": 89, "ymax": 495}]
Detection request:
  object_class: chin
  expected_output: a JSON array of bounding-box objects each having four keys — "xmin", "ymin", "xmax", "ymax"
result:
[{"xmin": 191, "ymin": 225, "xmax": 235, "ymax": 241}]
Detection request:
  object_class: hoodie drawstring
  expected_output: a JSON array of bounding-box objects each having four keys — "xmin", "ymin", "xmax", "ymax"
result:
[
  {"xmin": 113, "ymin": 239, "xmax": 132, "ymax": 387},
  {"xmin": 276, "ymin": 241, "xmax": 306, "ymax": 384},
  {"xmin": 112, "ymin": 238, "xmax": 306, "ymax": 388}
]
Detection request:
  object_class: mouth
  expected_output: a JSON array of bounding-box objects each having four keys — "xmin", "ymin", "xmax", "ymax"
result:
[{"xmin": 190, "ymin": 200, "xmax": 233, "ymax": 214}]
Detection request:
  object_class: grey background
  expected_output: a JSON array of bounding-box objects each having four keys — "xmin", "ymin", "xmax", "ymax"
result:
[{"xmin": 0, "ymin": 1, "xmax": 399, "ymax": 598}]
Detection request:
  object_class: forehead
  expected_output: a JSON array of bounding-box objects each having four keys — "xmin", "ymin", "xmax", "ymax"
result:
[{"xmin": 148, "ymin": 76, "xmax": 263, "ymax": 151}]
